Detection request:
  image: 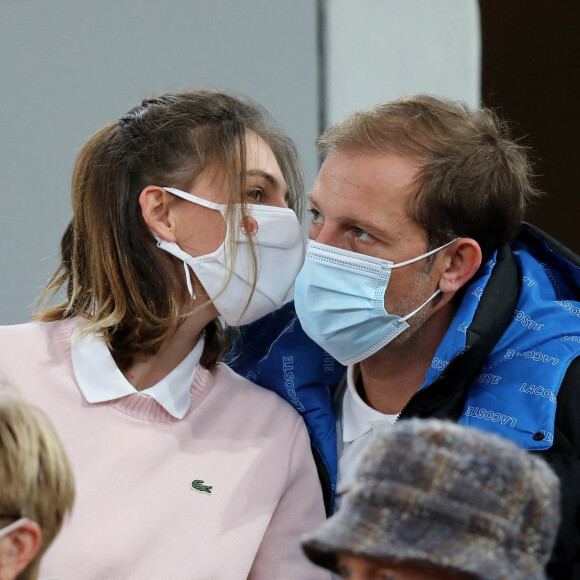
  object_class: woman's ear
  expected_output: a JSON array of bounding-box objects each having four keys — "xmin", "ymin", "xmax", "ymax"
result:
[
  {"xmin": 0, "ymin": 520, "xmax": 42, "ymax": 580},
  {"xmin": 139, "ymin": 186, "xmax": 177, "ymax": 242},
  {"xmin": 438, "ymin": 238, "xmax": 482, "ymax": 294}
]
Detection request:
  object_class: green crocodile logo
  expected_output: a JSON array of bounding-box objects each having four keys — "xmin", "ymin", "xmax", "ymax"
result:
[{"xmin": 191, "ymin": 479, "xmax": 213, "ymax": 494}]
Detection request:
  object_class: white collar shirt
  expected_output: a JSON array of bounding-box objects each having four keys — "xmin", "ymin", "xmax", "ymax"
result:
[
  {"xmin": 71, "ymin": 329, "xmax": 204, "ymax": 420},
  {"xmin": 335, "ymin": 364, "xmax": 398, "ymax": 510}
]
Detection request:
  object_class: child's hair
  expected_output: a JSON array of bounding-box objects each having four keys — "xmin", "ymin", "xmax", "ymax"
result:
[{"xmin": 0, "ymin": 396, "xmax": 75, "ymax": 579}]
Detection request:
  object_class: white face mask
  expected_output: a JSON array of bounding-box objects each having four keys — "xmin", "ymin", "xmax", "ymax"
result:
[
  {"xmin": 154, "ymin": 187, "xmax": 305, "ymax": 326},
  {"xmin": 0, "ymin": 518, "xmax": 31, "ymax": 539}
]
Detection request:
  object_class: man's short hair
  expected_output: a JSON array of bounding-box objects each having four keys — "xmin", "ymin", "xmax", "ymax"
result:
[
  {"xmin": 0, "ymin": 396, "xmax": 75, "ymax": 578},
  {"xmin": 317, "ymin": 95, "xmax": 540, "ymax": 262}
]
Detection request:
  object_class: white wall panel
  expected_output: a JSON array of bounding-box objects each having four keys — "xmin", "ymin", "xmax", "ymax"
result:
[{"xmin": 325, "ymin": 0, "xmax": 481, "ymax": 126}]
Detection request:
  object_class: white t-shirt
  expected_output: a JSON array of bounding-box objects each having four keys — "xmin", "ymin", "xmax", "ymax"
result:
[{"xmin": 335, "ymin": 365, "xmax": 398, "ymax": 510}]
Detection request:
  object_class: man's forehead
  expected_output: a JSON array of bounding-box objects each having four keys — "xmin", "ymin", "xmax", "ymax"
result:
[
  {"xmin": 316, "ymin": 150, "xmax": 421, "ymax": 193},
  {"xmin": 310, "ymin": 152, "xmax": 420, "ymax": 214}
]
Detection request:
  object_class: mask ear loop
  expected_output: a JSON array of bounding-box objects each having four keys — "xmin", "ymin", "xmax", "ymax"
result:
[
  {"xmin": 153, "ymin": 234, "xmax": 197, "ymax": 300},
  {"xmin": 0, "ymin": 518, "xmax": 32, "ymax": 539},
  {"xmin": 161, "ymin": 186, "xmax": 227, "ymax": 302},
  {"xmin": 389, "ymin": 239, "xmax": 457, "ymax": 325},
  {"xmin": 183, "ymin": 264, "xmax": 196, "ymax": 300},
  {"xmin": 397, "ymin": 289, "xmax": 441, "ymax": 324},
  {"xmin": 390, "ymin": 238, "xmax": 458, "ymax": 269}
]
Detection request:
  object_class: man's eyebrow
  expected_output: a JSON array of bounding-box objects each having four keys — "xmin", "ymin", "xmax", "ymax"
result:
[{"xmin": 307, "ymin": 191, "xmax": 387, "ymax": 235}]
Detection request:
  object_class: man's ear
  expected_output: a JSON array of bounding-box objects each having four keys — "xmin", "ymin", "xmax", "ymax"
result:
[
  {"xmin": 139, "ymin": 186, "xmax": 177, "ymax": 242},
  {"xmin": 438, "ymin": 238, "xmax": 482, "ymax": 294},
  {"xmin": 0, "ymin": 520, "xmax": 42, "ymax": 580}
]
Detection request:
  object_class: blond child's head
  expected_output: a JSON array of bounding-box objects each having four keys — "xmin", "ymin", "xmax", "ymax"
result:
[{"xmin": 0, "ymin": 396, "xmax": 75, "ymax": 580}]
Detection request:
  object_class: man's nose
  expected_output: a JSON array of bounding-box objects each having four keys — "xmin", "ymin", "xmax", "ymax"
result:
[{"xmin": 310, "ymin": 225, "xmax": 341, "ymax": 248}]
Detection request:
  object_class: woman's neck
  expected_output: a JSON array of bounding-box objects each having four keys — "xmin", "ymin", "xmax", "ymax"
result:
[{"xmin": 116, "ymin": 311, "xmax": 214, "ymax": 392}]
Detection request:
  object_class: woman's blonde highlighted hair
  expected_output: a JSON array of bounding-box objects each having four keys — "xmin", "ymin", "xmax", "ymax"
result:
[
  {"xmin": 0, "ymin": 395, "xmax": 75, "ymax": 580},
  {"xmin": 34, "ymin": 90, "xmax": 303, "ymax": 369}
]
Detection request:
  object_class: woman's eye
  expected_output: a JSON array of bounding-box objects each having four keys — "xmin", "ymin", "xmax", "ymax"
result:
[
  {"xmin": 246, "ymin": 187, "xmax": 265, "ymax": 203},
  {"xmin": 308, "ymin": 208, "xmax": 324, "ymax": 224}
]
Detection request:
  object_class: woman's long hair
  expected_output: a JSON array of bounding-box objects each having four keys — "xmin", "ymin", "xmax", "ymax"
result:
[{"xmin": 34, "ymin": 90, "xmax": 303, "ymax": 369}]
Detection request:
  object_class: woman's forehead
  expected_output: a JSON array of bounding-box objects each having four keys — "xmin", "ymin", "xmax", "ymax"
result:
[{"xmin": 245, "ymin": 132, "xmax": 286, "ymax": 187}]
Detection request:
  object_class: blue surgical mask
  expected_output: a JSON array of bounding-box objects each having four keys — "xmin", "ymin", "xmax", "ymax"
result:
[{"xmin": 294, "ymin": 239, "xmax": 456, "ymax": 365}]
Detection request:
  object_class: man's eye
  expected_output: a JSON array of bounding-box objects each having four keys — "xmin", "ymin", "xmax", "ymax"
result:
[
  {"xmin": 308, "ymin": 208, "xmax": 324, "ymax": 224},
  {"xmin": 246, "ymin": 187, "xmax": 265, "ymax": 203},
  {"xmin": 354, "ymin": 227, "xmax": 372, "ymax": 241}
]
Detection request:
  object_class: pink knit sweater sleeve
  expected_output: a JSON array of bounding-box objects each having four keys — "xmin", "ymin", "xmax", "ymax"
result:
[{"xmin": 248, "ymin": 416, "xmax": 331, "ymax": 580}]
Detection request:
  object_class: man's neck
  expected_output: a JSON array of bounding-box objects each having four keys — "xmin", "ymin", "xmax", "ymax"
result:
[{"xmin": 358, "ymin": 302, "xmax": 456, "ymax": 415}]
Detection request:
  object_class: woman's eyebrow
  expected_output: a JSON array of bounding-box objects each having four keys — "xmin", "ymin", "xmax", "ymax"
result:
[{"xmin": 246, "ymin": 169, "xmax": 282, "ymax": 190}]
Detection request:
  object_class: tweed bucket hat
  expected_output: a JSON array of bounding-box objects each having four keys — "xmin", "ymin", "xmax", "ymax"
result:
[{"xmin": 302, "ymin": 419, "xmax": 560, "ymax": 580}]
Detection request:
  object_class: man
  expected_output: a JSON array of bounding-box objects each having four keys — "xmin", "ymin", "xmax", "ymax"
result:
[
  {"xmin": 227, "ymin": 95, "xmax": 580, "ymax": 578},
  {"xmin": 302, "ymin": 419, "xmax": 561, "ymax": 580}
]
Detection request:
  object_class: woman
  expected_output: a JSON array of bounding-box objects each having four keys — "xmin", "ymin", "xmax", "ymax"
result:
[{"xmin": 0, "ymin": 90, "xmax": 328, "ymax": 579}]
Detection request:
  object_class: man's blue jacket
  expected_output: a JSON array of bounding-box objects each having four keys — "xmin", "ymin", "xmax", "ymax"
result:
[{"xmin": 226, "ymin": 223, "xmax": 580, "ymax": 579}]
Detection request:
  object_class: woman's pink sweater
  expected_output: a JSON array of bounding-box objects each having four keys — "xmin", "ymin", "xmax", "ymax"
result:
[{"xmin": 0, "ymin": 319, "xmax": 329, "ymax": 579}]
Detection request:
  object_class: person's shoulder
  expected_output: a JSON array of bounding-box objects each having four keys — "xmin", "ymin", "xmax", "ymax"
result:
[
  {"xmin": 0, "ymin": 320, "xmax": 44, "ymax": 343},
  {"xmin": 211, "ymin": 361, "xmax": 302, "ymax": 420},
  {"xmin": 0, "ymin": 318, "xmax": 74, "ymax": 342},
  {"xmin": 0, "ymin": 318, "xmax": 79, "ymax": 364}
]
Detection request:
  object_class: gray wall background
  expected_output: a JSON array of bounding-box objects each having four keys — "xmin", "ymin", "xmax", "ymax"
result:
[
  {"xmin": 0, "ymin": 0, "xmax": 319, "ymax": 324},
  {"xmin": 0, "ymin": 0, "xmax": 479, "ymax": 325}
]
